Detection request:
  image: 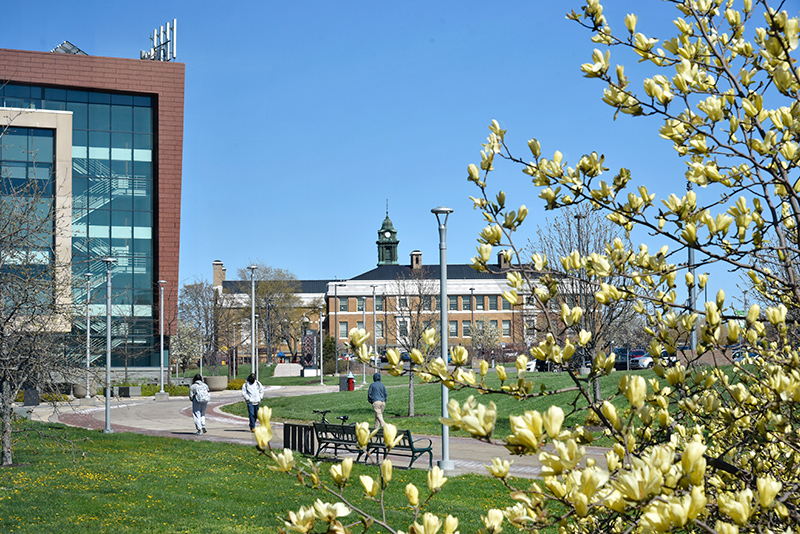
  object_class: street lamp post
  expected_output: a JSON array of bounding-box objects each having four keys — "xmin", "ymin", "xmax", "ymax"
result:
[
  {"xmin": 361, "ymin": 298, "xmax": 367, "ymax": 384},
  {"xmin": 248, "ymin": 265, "xmax": 257, "ymax": 378},
  {"xmin": 333, "ymin": 282, "xmax": 346, "ymax": 375},
  {"xmin": 370, "ymin": 284, "xmax": 378, "ymax": 369},
  {"xmin": 100, "ymin": 257, "xmax": 116, "ymax": 434},
  {"xmin": 84, "ymin": 273, "xmax": 92, "ymax": 399},
  {"xmin": 432, "ymin": 206, "xmax": 454, "ymax": 472},
  {"xmin": 157, "ymin": 280, "xmax": 167, "ymax": 397},
  {"xmin": 319, "ymin": 306, "xmax": 326, "ymax": 385},
  {"xmin": 469, "ymin": 287, "xmax": 475, "ymax": 361}
]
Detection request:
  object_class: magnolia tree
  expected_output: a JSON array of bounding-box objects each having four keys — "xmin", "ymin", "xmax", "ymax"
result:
[{"xmin": 256, "ymin": 1, "xmax": 800, "ymax": 533}]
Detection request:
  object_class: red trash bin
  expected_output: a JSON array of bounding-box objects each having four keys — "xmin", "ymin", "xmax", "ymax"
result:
[{"xmin": 347, "ymin": 372, "xmax": 355, "ymax": 391}]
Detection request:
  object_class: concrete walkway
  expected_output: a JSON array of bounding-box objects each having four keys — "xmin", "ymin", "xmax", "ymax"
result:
[{"xmin": 29, "ymin": 386, "xmax": 607, "ymax": 478}]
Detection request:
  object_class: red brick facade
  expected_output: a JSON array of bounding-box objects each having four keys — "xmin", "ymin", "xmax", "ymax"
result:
[{"xmin": 0, "ymin": 48, "xmax": 184, "ymax": 334}]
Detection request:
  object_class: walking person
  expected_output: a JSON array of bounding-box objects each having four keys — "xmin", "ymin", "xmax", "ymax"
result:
[
  {"xmin": 241, "ymin": 373, "xmax": 264, "ymax": 432},
  {"xmin": 189, "ymin": 374, "xmax": 211, "ymax": 435},
  {"xmin": 367, "ymin": 372, "xmax": 387, "ymax": 428}
]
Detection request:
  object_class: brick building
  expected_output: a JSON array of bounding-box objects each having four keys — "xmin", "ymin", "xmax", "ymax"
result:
[
  {"xmin": 214, "ymin": 214, "xmax": 532, "ymax": 368},
  {"xmin": 0, "ymin": 44, "xmax": 184, "ymax": 368}
]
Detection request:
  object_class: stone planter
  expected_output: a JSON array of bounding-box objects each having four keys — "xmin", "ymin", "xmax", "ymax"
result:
[
  {"xmin": 118, "ymin": 386, "xmax": 142, "ymax": 397},
  {"xmin": 73, "ymin": 383, "xmax": 97, "ymax": 398},
  {"xmin": 205, "ymin": 375, "xmax": 228, "ymax": 391}
]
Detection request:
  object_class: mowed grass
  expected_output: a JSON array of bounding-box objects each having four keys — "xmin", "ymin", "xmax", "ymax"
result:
[
  {"xmin": 1, "ymin": 421, "xmax": 519, "ymax": 533},
  {"xmin": 227, "ymin": 368, "xmax": 655, "ymax": 437}
]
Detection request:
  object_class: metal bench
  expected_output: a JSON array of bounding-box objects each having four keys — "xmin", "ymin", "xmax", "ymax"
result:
[
  {"xmin": 365, "ymin": 428, "xmax": 433, "ymax": 469},
  {"xmin": 312, "ymin": 422, "xmax": 362, "ymax": 459}
]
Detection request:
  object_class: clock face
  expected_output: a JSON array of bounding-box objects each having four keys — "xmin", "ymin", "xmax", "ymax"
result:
[{"xmin": 384, "ymin": 231, "xmax": 391, "ymax": 238}]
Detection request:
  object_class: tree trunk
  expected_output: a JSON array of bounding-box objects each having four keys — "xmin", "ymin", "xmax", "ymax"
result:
[
  {"xmin": 1, "ymin": 380, "xmax": 14, "ymax": 466},
  {"xmin": 408, "ymin": 363, "xmax": 415, "ymax": 417}
]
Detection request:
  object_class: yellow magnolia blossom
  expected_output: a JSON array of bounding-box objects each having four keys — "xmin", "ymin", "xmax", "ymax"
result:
[
  {"xmin": 312, "ymin": 499, "xmax": 350, "ymax": 523},
  {"xmin": 268, "ymin": 448, "xmax": 296, "ymax": 473},
  {"xmin": 405, "ymin": 483, "xmax": 420, "ymax": 506},
  {"xmin": 422, "ymin": 328, "xmax": 438, "ymax": 348},
  {"xmin": 482, "ymin": 509, "xmax": 504, "ymax": 533},
  {"xmin": 383, "ymin": 423, "xmax": 403, "ymax": 450},
  {"xmin": 257, "ymin": 406, "xmax": 272, "ymax": 427},
  {"xmin": 410, "ymin": 348, "xmax": 425, "ymax": 365},
  {"xmin": 443, "ymin": 515, "xmax": 459, "ymax": 534},
  {"xmin": 381, "ymin": 459, "xmax": 393, "ymax": 484},
  {"xmin": 543, "ymin": 406, "xmax": 565, "ymax": 439},
  {"xmin": 356, "ymin": 422, "xmax": 377, "ymax": 448},
  {"xmin": 410, "ymin": 513, "xmax": 442, "ymax": 534},
  {"xmin": 254, "ymin": 425, "xmax": 273, "ymax": 451},
  {"xmin": 284, "ymin": 505, "xmax": 315, "ymax": 534},
  {"xmin": 450, "ymin": 345, "xmax": 469, "ymax": 366},
  {"xmin": 427, "ymin": 466, "xmax": 448, "ymax": 493},
  {"xmin": 359, "ymin": 475, "xmax": 379, "ymax": 498},
  {"xmin": 329, "ymin": 457, "xmax": 353, "ymax": 486},
  {"xmin": 757, "ymin": 475, "xmax": 782, "ymax": 507},
  {"xmin": 348, "ymin": 327, "xmax": 370, "ymax": 348},
  {"xmin": 485, "ymin": 457, "xmax": 513, "ymax": 478}
]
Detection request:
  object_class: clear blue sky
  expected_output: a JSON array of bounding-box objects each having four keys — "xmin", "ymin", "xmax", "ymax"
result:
[{"xmin": 6, "ymin": 0, "xmax": 726, "ymax": 295}]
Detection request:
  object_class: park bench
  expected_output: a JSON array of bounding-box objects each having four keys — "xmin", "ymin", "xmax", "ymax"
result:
[
  {"xmin": 312, "ymin": 422, "xmax": 362, "ymax": 459},
  {"xmin": 311, "ymin": 423, "xmax": 433, "ymax": 469},
  {"xmin": 364, "ymin": 428, "xmax": 433, "ymax": 469}
]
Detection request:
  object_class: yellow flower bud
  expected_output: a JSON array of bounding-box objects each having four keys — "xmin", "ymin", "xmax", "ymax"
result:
[
  {"xmin": 405, "ymin": 483, "xmax": 419, "ymax": 506},
  {"xmin": 360, "ymin": 475, "xmax": 379, "ymax": 497},
  {"xmin": 543, "ymin": 406, "xmax": 565, "ymax": 439},
  {"xmin": 496, "ymin": 365, "xmax": 507, "ymax": 382},
  {"xmin": 450, "ymin": 345, "xmax": 469, "ymax": 366},
  {"xmin": 427, "ymin": 466, "xmax": 448, "ymax": 493}
]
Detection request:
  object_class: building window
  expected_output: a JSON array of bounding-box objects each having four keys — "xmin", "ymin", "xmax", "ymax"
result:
[
  {"xmin": 399, "ymin": 297, "xmax": 408, "ymax": 308},
  {"xmin": 462, "ymin": 297, "xmax": 471, "ymax": 311},
  {"xmin": 449, "ymin": 296, "xmax": 457, "ymax": 311},
  {"xmin": 489, "ymin": 296, "xmax": 498, "ymax": 311},
  {"xmin": 357, "ymin": 297, "xmax": 365, "ymax": 312},
  {"xmin": 376, "ymin": 321, "xmax": 384, "ymax": 339},
  {"xmin": 422, "ymin": 296, "xmax": 432, "ymax": 310},
  {"xmin": 357, "ymin": 320, "xmax": 364, "ymax": 330},
  {"xmin": 398, "ymin": 319, "xmax": 409, "ymax": 337},
  {"xmin": 491, "ymin": 320, "xmax": 498, "ymax": 330},
  {"xmin": 502, "ymin": 320, "xmax": 511, "ymax": 337},
  {"xmin": 502, "ymin": 297, "xmax": 511, "ymax": 310},
  {"xmin": 463, "ymin": 320, "xmax": 471, "ymax": 337},
  {"xmin": 476, "ymin": 296, "xmax": 485, "ymax": 311},
  {"xmin": 375, "ymin": 296, "xmax": 384, "ymax": 311},
  {"xmin": 338, "ymin": 321, "xmax": 347, "ymax": 339},
  {"xmin": 449, "ymin": 321, "xmax": 457, "ymax": 337},
  {"xmin": 339, "ymin": 297, "xmax": 348, "ymax": 312}
]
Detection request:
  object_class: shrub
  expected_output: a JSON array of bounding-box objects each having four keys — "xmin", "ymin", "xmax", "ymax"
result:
[{"xmin": 227, "ymin": 379, "xmax": 246, "ymax": 391}]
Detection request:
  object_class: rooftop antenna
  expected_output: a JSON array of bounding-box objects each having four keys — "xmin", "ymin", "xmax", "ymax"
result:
[
  {"xmin": 140, "ymin": 19, "xmax": 177, "ymax": 61},
  {"xmin": 386, "ymin": 199, "xmax": 389, "ymax": 217}
]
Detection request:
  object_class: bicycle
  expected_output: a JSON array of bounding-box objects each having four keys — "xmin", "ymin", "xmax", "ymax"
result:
[{"xmin": 313, "ymin": 409, "xmax": 350, "ymax": 425}]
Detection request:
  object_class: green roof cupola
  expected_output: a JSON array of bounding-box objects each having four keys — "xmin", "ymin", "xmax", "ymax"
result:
[{"xmin": 377, "ymin": 207, "xmax": 399, "ymax": 266}]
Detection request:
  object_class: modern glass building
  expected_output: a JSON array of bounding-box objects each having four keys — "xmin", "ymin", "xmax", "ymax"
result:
[{"xmin": 0, "ymin": 47, "xmax": 184, "ymax": 368}]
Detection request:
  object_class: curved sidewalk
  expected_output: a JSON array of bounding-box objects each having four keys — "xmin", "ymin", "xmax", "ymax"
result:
[{"xmin": 29, "ymin": 386, "xmax": 607, "ymax": 478}]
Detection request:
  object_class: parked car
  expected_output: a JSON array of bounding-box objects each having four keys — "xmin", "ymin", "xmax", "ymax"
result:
[
  {"xmin": 629, "ymin": 349, "xmax": 652, "ymax": 370},
  {"xmin": 658, "ymin": 350, "xmax": 678, "ymax": 367},
  {"xmin": 613, "ymin": 348, "xmax": 631, "ymax": 370}
]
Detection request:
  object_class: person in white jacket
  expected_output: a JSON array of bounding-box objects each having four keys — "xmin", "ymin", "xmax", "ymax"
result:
[
  {"xmin": 241, "ymin": 373, "xmax": 264, "ymax": 432},
  {"xmin": 189, "ymin": 374, "xmax": 210, "ymax": 435}
]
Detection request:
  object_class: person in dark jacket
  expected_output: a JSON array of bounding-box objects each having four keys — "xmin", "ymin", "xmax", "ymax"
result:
[{"xmin": 367, "ymin": 372, "xmax": 387, "ymax": 427}]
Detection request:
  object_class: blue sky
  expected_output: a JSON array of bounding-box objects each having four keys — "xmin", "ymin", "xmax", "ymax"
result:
[{"xmin": 6, "ymin": 0, "xmax": 724, "ymax": 293}]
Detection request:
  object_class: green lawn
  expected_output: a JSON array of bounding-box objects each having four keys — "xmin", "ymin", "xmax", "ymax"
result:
[
  {"xmin": 224, "ymin": 369, "xmax": 651, "ymax": 438},
  {"xmin": 2, "ymin": 421, "xmax": 520, "ymax": 533}
]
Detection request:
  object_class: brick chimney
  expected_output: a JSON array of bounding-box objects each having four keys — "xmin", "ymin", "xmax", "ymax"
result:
[
  {"xmin": 497, "ymin": 251, "xmax": 510, "ymax": 271},
  {"xmin": 212, "ymin": 260, "xmax": 226, "ymax": 292},
  {"xmin": 410, "ymin": 250, "xmax": 422, "ymax": 270}
]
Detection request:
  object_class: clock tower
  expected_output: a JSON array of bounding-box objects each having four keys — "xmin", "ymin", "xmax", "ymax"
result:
[{"xmin": 377, "ymin": 211, "xmax": 399, "ymax": 266}]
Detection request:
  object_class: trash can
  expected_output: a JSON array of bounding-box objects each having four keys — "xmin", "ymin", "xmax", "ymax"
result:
[
  {"xmin": 347, "ymin": 372, "xmax": 355, "ymax": 391},
  {"xmin": 339, "ymin": 376, "xmax": 348, "ymax": 392}
]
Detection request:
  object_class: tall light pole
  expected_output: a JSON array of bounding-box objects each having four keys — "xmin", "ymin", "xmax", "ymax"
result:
[
  {"xmin": 248, "ymin": 265, "xmax": 257, "ymax": 378},
  {"xmin": 469, "ymin": 287, "xmax": 475, "ymax": 360},
  {"xmin": 84, "ymin": 272, "xmax": 92, "ymax": 399},
  {"xmin": 333, "ymin": 282, "xmax": 346, "ymax": 375},
  {"xmin": 101, "ymin": 257, "xmax": 116, "ymax": 434},
  {"xmin": 432, "ymin": 206, "xmax": 454, "ymax": 472},
  {"xmin": 370, "ymin": 284, "xmax": 378, "ymax": 368},
  {"xmin": 157, "ymin": 280, "xmax": 167, "ymax": 396},
  {"xmin": 319, "ymin": 305, "xmax": 325, "ymax": 386}
]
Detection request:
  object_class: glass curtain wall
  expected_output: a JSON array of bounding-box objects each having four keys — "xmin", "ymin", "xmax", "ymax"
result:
[{"xmin": 0, "ymin": 84, "xmax": 157, "ymax": 367}]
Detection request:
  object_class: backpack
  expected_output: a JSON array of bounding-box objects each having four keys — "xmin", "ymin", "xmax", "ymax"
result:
[{"xmin": 195, "ymin": 384, "xmax": 211, "ymax": 403}]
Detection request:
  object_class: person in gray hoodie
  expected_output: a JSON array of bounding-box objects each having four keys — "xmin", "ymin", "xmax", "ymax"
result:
[{"xmin": 367, "ymin": 372, "xmax": 387, "ymax": 428}]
